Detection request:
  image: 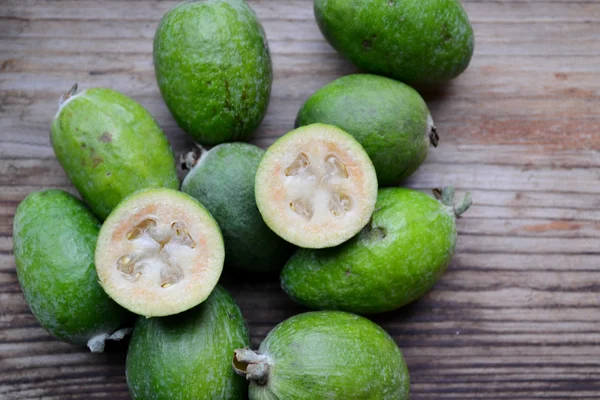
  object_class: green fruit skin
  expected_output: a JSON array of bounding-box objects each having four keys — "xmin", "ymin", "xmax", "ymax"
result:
[
  {"xmin": 250, "ymin": 311, "xmax": 409, "ymax": 400},
  {"xmin": 51, "ymin": 88, "xmax": 179, "ymax": 220},
  {"xmin": 126, "ymin": 285, "xmax": 249, "ymax": 400},
  {"xmin": 296, "ymin": 74, "xmax": 433, "ymax": 185},
  {"xmin": 182, "ymin": 143, "xmax": 295, "ymax": 272},
  {"xmin": 281, "ymin": 188, "xmax": 456, "ymax": 314},
  {"xmin": 154, "ymin": 0, "xmax": 272, "ymax": 145},
  {"xmin": 314, "ymin": 0, "xmax": 474, "ymax": 84},
  {"xmin": 12, "ymin": 190, "xmax": 132, "ymax": 345}
]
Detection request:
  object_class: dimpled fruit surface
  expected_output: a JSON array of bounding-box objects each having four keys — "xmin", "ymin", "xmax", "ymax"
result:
[
  {"xmin": 51, "ymin": 86, "xmax": 179, "ymax": 220},
  {"xmin": 126, "ymin": 285, "xmax": 249, "ymax": 400},
  {"xmin": 13, "ymin": 190, "xmax": 132, "ymax": 351},
  {"xmin": 254, "ymin": 124, "xmax": 378, "ymax": 249},
  {"xmin": 314, "ymin": 0, "xmax": 474, "ymax": 84},
  {"xmin": 153, "ymin": 0, "xmax": 272, "ymax": 145},
  {"xmin": 182, "ymin": 143, "xmax": 295, "ymax": 272},
  {"xmin": 233, "ymin": 311, "xmax": 410, "ymax": 400},
  {"xmin": 95, "ymin": 188, "xmax": 224, "ymax": 317},
  {"xmin": 296, "ymin": 74, "xmax": 438, "ymax": 185},
  {"xmin": 282, "ymin": 188, "xmax": 470, "ymax": 314}
]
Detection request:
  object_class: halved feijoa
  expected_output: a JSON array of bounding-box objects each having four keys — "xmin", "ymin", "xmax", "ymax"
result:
[
  {"xmin": 95, "ymin": 188, "xmax": 224, "ymax": 317},
  {"xmin": 255, "ymin": 123, "xmax": 378, "ymax": 249}
]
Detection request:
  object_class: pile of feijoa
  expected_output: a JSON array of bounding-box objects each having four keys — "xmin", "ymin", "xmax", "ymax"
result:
[{"xmin": 12, "ymin": 0, "xmax": 474, "ymax": 398}]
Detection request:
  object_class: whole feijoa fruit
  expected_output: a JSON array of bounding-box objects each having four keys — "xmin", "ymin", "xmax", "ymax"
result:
[
  {"xmin": 154, "ymin": 0, "xmax": 272, "ymax": 145},
  {"xmin": 254, "ymin": 123, "xmax": 378, "ymax": 249},
  {"xmin": 127, "ymin": 285, "xmax": 249, "ymax": 400},
  {"xmin": 182, "ymin": 143, "xmax": 295, "ymax": 272},
  {"xmin": 281, "ymin": 187, "xmax": 471, "ymax": 314},
  {"xmin": 233, "ymin": 311, "xmax": 409, "ymax": 399},
  {"xmin": 95, "ymin": 188, "xmax": 225, "ymax": 317},
  {"xmin": 296, "ymin": 74, "xmax": 438, "ymax": 185},
  {"xmin": 314, "ymin": 0, "xmax": 474, "ymax": 84},
  {"xmin": 51, "ymin": 85, "xmax": 179, "ymax": 220},
  {"xmin": 13, "ymin": 190, "xmax": 132, "ymax": 352}
]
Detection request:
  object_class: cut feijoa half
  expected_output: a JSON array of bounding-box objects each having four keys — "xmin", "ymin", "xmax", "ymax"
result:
[
  {"xmin": 95, "ymin": 188, "xmax": 224, "ymax": 317},
  {"xmin": 255, "ymin": 123, "xmax": 378, "ymax": 249}
]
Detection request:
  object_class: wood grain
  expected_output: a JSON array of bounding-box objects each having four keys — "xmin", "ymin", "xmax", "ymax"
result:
[{"xmin": 1, "ymin": 0, "xmax": 599, "ymax": 399}]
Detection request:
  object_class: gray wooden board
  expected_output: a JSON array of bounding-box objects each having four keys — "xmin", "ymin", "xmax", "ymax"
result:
[{"xmin": 1, "ymin": 0, "xmax": 599, "ymax": 398}]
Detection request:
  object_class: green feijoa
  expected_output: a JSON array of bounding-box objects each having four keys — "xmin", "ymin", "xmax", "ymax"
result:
[
  {"xmin": 182, "ymin": 143, "xmax": 295, "ymax": 272},
  {"xmin": 296, "ymin": 74, "xmax": 437, "ymax": 185},
  {"xmin": 51, "ymin": 85, "xmax": 179, "ymax": 220},
  {"xmin": 12, "ymin": 190, "xmax": 132, "ymax": 352},
  {"xmin": 314, "ymin": 0, "xmax": 474, "ymax": 84},
  {"xmin": 154, "ymin": 0, "xmax": 272, "ymax": 145},
  {"xmin": 127, "ymin": 285, "xmax": 249, "ymax": 400},
  {"xmin": 233, "ymin": 311, "xmax": 409, "ymax": 399},
  {"xmin": 281, "ymin": 187, "xmax": 472, "ymax": 314}
]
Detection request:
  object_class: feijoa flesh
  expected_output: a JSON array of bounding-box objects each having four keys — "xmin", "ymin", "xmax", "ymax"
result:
[
  {"xmin": 314, "ymin": 0, "xmax": 474, "ymax": 84},
  {"xmin": 182, "ymin": 143, "xmax": 295, "ymax": 272},
  {"xmin": 233, "ymin": 311, "xmax": 410, "ymax": 399},
  {"xmin": 95, "ymin": 188, "xmax": 224, "ymax": 317},
  {"xmin": 296, "ymin": 74, "xmax": 438, "ymax": 185},
  {"xmin": 255, "ymin": 123, "xmax": 378, "ymax": 249},
  {"xmin": 154, "ymin": 0, "xmax": 272, "ymax": 145},
  {"xmin": 13, "ymin": 190, "xmax": 132, "ymax": 352},
  {"xmin": 127, "ymin": 285, "xmax": 249, "ymax": 400},
  {"xmin": 51, "ymin": 85, "xmax": 179, "ymax": 220},
  {"xmin": 281, "ymin": 187, "xmax": 472, "ymax": 314}
]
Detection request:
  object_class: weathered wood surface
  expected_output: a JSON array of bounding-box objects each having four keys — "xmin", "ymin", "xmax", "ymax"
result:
[{"xmin": 1, "ymin": 0, "xmax": 599, "ymax": 398}]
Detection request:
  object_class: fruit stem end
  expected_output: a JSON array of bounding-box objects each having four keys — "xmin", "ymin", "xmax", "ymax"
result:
[
  {"xmin": 428, "ymin": 115, "xmax": 439, "ymax": 147},
  {"xmin": 59, "ymin": 83, "xmax": 78, "ymax": 107},
  {"xmin": 181, "ymin": 144, "xmax": 207, "ymax": 171},
  {"xmin": 86, "ymin": 327, "xmax": 133, "ymax": 353},
  {"xmin": 232, "ymin": 348, "xmax": 270, "ymax": 385},
  {"xmin": 433, "ymin": 186, "xmax": 472, "ymax": 218}
]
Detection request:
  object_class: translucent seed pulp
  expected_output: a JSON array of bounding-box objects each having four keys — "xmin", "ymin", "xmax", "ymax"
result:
[
  {"xmin": 284, "ymin": 152, "xmax": 354, "ymax": 220},
  {"xmin": 285, "ymin": 152, "xmax": 310, "ymax": 177},
  {"xmin": 290, "ymin": 198, "xmax": 315, "ymax": 220},
  {"xmin": 116, "ymin": 218, "xmax": 196, "ymax": 289}
]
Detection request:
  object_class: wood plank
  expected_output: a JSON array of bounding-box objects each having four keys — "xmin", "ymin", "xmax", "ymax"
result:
[{"xmin": 1, "ymin": 0, "xmax": 599, "ymax": 399}]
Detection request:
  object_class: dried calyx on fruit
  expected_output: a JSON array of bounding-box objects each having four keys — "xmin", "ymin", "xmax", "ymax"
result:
[{"xmin": 232, "ymin": 311, "xmax": 410, "ymax": 400}]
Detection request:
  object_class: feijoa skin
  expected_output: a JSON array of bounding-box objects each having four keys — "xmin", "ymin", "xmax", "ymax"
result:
[
  {"xmin": 233, "ymin": 311, "xmax": 410, "ymax": 400},
  {"xmin": 12, "ymin": 190, "xmax": 132, "ymax": 352},
  {"xmin": 51, "ymin": 85, "xmax": 179, "ymax": 220},
  {"xmin": 182, "ymin": 143, "xmax": 295, "ymax": 272},
  {"xmin": 314, "ymin": 0, "xmax": 474, "ymax": 84},
  {"xmin": 126, "ymin": 285, "xmax": 249, "ymax": 400},
  {"xmin": 154, "ymin": 0, "xmax": 272, "ymax": 145},
  {"xmin": 281, "ymin": 187, "xmax": 471, "ymax": 314},
  {"xmin": 296, "ymin": 74, "xmax": 437, "ymax": 185}
]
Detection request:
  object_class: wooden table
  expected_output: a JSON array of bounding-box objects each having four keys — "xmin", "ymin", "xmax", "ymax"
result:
[{"xmin": 1, "ymin": 1, "xmax": 599, "ymax": 398}]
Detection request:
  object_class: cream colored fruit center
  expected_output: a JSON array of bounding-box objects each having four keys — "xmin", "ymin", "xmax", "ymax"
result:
[
  {"xmin": 116, "ymin": 218, "xmax": 196, "ymax": 289},
  {"xmin": 284, "ymin": 152, "xmax": 354, "ymax": 221}
]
